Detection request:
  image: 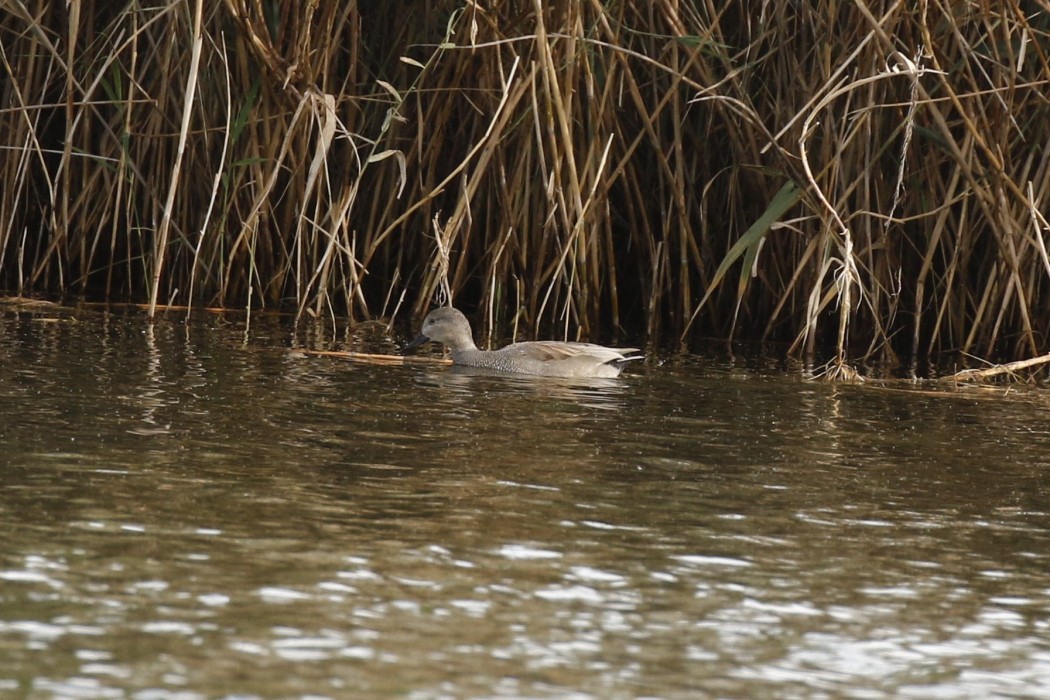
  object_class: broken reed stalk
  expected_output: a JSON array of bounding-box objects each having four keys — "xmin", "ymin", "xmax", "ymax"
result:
[{"xmin": 1, "ymin": 1, "xmax": 1049, "ymax": 374}]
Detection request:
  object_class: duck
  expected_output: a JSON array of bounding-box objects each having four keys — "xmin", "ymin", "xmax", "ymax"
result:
[{"xmin": 404, "ymin": 307, "xmax": 642, "ymax": 378}]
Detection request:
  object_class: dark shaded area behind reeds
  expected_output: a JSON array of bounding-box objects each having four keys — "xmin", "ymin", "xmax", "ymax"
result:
[{"xmin": 2, "ymin": 1, "xmax": 1049, "ymax": 368}]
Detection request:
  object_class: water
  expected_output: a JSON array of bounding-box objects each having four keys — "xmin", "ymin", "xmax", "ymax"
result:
[{"xmin": 2, "ymin": 306, "xmax": 1050, "ymax": 699}]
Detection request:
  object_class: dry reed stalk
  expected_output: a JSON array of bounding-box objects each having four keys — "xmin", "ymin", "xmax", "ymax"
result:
[
  {"xmin": 1, "ymin": 1, "xmax": 1049, "ymax": 374},
  {"xmin": 149, "ymin": 0, "xmax": 204, "ymax": 318}
]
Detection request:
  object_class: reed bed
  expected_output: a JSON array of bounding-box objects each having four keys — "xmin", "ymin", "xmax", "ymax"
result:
[{"xmin": 1, "ymin": 0, "xmax": 1049, "ymax": 371}]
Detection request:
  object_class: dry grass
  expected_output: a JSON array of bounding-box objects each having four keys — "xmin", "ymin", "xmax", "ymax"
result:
[{"xmin": 1, "ymin": 1, "xmax": 1049, "ymax": 371}]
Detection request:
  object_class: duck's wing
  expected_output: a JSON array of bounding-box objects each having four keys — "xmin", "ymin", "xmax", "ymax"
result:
[{"xmin": 500, "ymin": 341, "xmax": 641, "ymax": 364}]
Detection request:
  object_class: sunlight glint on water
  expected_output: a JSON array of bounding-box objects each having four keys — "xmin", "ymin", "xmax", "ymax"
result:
[{"xmin": 1, "ymin": 309, "xmax": 1049, "ymax": 698}]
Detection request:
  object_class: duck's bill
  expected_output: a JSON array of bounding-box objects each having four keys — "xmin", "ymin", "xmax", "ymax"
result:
[{"xmin": 403, "ymin": 334, "xmax": 430, "ymax": 353}]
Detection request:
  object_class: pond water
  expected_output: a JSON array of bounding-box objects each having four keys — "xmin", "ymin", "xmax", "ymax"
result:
[{"xmin": 1, "ymin": 306, "xmax": 1049, "ymax": 699}]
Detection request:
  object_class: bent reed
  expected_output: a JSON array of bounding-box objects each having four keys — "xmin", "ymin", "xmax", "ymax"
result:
[{"xmin": 1, "ymin": 1, "xmax": 1049, "ymax": 372}]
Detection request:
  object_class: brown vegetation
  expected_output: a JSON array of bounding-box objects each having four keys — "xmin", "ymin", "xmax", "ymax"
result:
[{"xmin": 1, "ymin": 1, "xmax": 1049, "ymax": 371}]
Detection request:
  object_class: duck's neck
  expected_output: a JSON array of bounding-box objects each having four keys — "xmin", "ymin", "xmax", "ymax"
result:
[{"xmin": 448, "ymin": 338, "xmax": 481, "ymax": 362}]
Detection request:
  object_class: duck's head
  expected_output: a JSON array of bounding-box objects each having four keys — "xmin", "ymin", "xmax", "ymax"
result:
[{"xmin": 404, "ymin": 307, "xmax": 476, "ymax": 353}]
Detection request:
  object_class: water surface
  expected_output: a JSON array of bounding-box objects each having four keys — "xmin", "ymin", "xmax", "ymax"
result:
[{"xmin": 1, "ymin": 307, "xmax": 1049, "ymax": 698}]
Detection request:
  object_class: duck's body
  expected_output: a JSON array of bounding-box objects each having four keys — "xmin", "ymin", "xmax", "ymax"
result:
[{"xmin": 404, "ymin": 307, "xmax": 641, "ymax": 378}]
